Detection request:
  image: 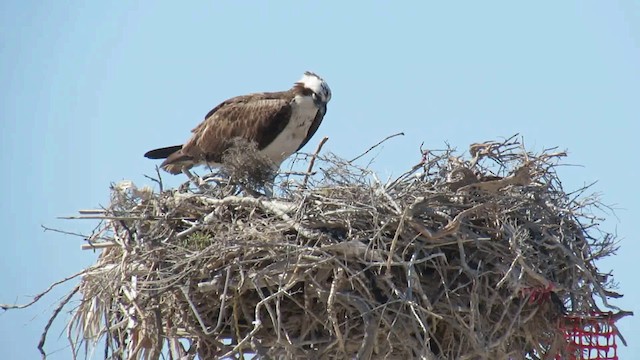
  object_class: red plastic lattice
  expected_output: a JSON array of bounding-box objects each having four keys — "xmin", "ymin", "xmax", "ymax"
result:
[{"xmin": 556, "ymin": 313, "xmax": 618, "ymax": 360}]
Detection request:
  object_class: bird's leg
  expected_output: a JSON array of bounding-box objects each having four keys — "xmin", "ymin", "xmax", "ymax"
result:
[
  {"xmin": 182, "ymin": 168, "xmax": 209, "ymax": 191},
  {"xmin": 203, "ymin": 171, "xmax": 240, "ymax": 197},
  {"xmin": 182, "ymin": 168, "xmax": 197, "ymax": 183},
  {"xmin": 202, "ymin": 171, "xmax": 228, "ymax": 186}
]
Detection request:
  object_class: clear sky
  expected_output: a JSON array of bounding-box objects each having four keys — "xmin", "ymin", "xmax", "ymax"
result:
[{"xmin": 1, "ymin": 1, "xmax": 638, "ymax": 359}]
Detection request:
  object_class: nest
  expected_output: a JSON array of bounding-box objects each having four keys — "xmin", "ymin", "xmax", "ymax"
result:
[{"xmin": 17, "ymin": 136, "xmax": 632, "ymax": 359}]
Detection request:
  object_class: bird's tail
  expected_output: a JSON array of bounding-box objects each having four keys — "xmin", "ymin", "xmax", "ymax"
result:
[
  {"xmin": 144, "ymin": 145, "xmax": 183, "ymax": 159},
  {"xmin": 145, "ymin": 145, "xmax": 196, "ymax": 175}
]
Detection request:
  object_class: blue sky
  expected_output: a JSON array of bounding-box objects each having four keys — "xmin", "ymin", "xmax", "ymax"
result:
[{"xmin": 1, "ymin": 2, "xmax": 638, "ymax": 358}]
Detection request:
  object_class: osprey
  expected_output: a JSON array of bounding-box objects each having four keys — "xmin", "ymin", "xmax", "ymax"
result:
[{"xmin": 144, "ymin": 72, "xmax": 331, "ymax": 176}]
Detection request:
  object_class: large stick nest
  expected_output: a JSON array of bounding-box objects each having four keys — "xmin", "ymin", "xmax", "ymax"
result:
[{"xmin": 62, "ymin": 136, "xmax": 628, "ymax": 359}]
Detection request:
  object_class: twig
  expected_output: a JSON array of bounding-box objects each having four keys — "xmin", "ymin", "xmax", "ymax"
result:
[
  {"xmin": 38, "ymin": 284, "xmax": 80, "ymax": 359},
  {"xmin": 349, "ymin": 132, "xmax": 404, "ymax": 163},
  {"xmin": 143, "ymin": 165, "xmax": 164, "ymax": 193},
  {"xmin": 59, "ymin": 216, "xmax": 146, "ymax": 220},
  {"xmin": 77, "ymin": 209, "xmax": 106, "ymax": 214},
  {"xmin": 192, "ymin": 195, "xmax": 319, "ymax": 239},
  {"xmin": 302, "ymin": 136, "xmax": 329, "ymax": 188},
  {"xmin": 1, "ymin": 269, "xmax": 88, "ymax": 310},
  {"xmin": 81, "ymin": 242, "xmax": 117, "ymax": 250},
  {"xmin": 40, "ymin": 225, "xmax": 89, "ymax": 239}
]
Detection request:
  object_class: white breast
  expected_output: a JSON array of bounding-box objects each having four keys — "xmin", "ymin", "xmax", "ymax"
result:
[{"xmin": 261, "ymin": 95, "xmax": 318, "ymax": 165}]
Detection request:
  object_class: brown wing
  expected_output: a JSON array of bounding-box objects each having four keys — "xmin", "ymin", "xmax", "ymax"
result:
[{"xmin": 181, "ymin": 92, "xmax": 294, "ymax": 163}]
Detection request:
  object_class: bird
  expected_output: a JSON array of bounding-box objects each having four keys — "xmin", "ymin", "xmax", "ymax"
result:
[{"xmin": 144, "ymin": 71, "xmax": 331, "ymax": 191}]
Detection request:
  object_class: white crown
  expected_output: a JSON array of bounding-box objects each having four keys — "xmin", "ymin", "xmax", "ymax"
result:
[{"xmin": 298, "ymin": 71, "xmax": 331, "ymax": 103}]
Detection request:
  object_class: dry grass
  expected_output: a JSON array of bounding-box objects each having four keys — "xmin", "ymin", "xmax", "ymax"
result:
[{"xmin": 2, "ymin": 135, "xmax": 631, "ymax": 359}]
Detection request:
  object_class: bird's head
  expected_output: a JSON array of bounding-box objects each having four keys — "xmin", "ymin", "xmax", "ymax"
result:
[{"xmin": 297, "ymin": 71, "xmax": 332, "ymax": 105}]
